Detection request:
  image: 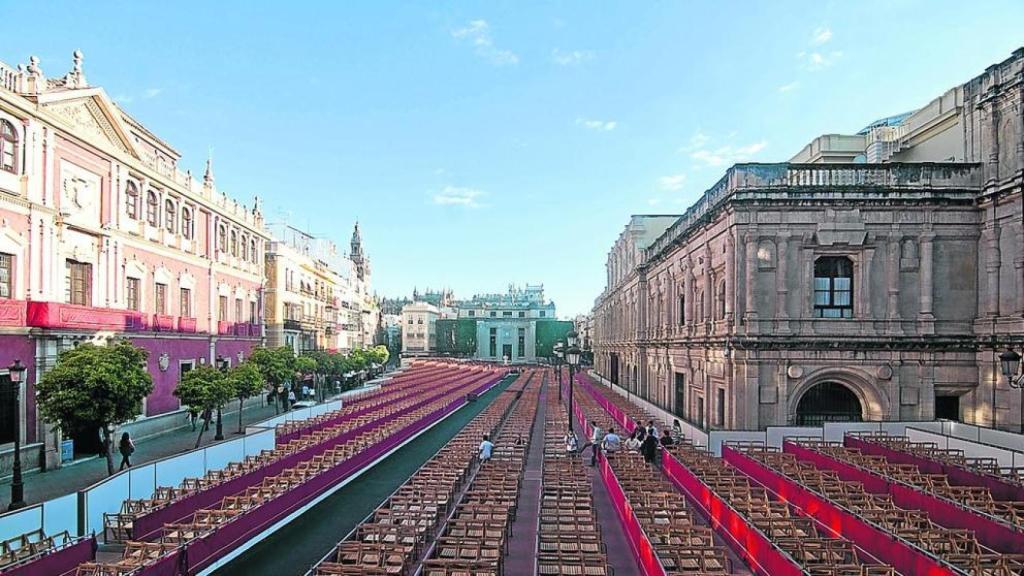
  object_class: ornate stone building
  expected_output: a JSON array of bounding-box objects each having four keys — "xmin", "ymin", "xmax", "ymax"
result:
[{"xmin": 592, "ymin": 49, "xmax": 1024, "ymax": 432}]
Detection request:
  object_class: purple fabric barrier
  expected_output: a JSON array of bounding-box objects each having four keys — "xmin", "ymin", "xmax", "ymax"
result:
[
  {"xmin": 162, "ymin": 387, "xmax": 485, "ymax": 575},
  {"xmin": 134, "ymin": 374, "xmax": 499, "ymax": 541},
  {"xmin": 845, "ymin": 435, "xmax": 1024, "ymax": 503},
  {"xmin": 793, "ymin": 441, "xmax": 1024, "ymax": 553},
  {"xmin": 599, "ymin": 455, "xmax": 666, "ymax": 576},
  {"xmin": 723, "ymin": 446, "xmax": 958, "ymax": 576},
  {"xmin": 660, "ymin": 452, "xmax": 803, "ymax": 576},
  {"xmin": 3, "ymin": 536, "xmax": 96, "ymax": 576}
]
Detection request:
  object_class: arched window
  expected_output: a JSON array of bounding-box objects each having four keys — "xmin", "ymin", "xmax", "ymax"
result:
[
  {"xmin": 696, "ymin": 290, "xmax": 704, "ymax": 322},
  {"xmin": 250, "ymin": 239, "xmax": 257, "ymax": 263},
  {"xmin": 125, "ymin": 181, "xmax": 139, "ymax": 219},
  {"xmin": 230, "ymin": 230, "xmax": 238, "ymax": 257},
  {"xmin": 164, "ymin": 199, "xmax": 176, "ymax": 232},
  {"xmin": 678, "ymin": 293, "xmax": 685, "ymax": 325},
  {"xmin": 814, "ymin": 256, "xmax": 853, "ymax": 318},
  {"xmin": 181, "ymin": 208, "xmax": 193, "ymax": 239},
  {"xmin": 218, "ymin": 224, "xmax": 227, "ymax": 252},
  {"xmin": 146, "ymin": 191, "xmax": 159, "ymax": 226},
  {"xmin": 241, "ymin": 234, "xmax": 249, "ymax": 261},
  {"xmin": 717, "ymin": 280, "xmax": 726, "ymax": 319},
  {"xmin": 0, "ymin": 120, "xmax": 17, "ymax": 174}
]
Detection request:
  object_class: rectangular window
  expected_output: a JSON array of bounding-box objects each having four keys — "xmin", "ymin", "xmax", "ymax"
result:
[
  {"xmin": 503, "ymin": 311, "xmax": 512, "ymax": 317},
  {"xmin": 467, "ymin": 310, "xmax": 475, "ymax": 317},
  {"xmin": 180, "ymin": 288, "xmax": 192, "ymax": 317},
  {"xmin": 250, "ymin": 301, "xmax": 257, "ymax": 323},
  {"xmin": 517, "ymin": 327, "xmax": 525, "ymax": 358},
  {"xmin": 126, "ymin": 277, "xmax": 141, "ymax": 311},
  {"xmin": 155, "ymin": 283, "xmax": 167, "ymax": 314},
  {"xmin": 678, "ymin": 294, "xmax": 685, "ymax": 325},
  {"xmin": 716, "ymin": 388, "xmax": 726, "ymax": 427},
  {"xmin": 489, "ymin": 311, "xmax": 496, "ymax": 317},
  {"xmin": 235, "ymin": 299, "xmax": 243, "ymax": 322},
  {"xmin": 814, "ymin": 257, "xmax": 854, "ymax": 319},
  {"xmin": 0, "ymin": 253, "xmax": 13, "ymax": 299},
  {"xmin": 65, "ymin": 260, "xmax": 92, "ymax": 306},
  {"xmin": 539, "ymin": 311, "xmax": 546, "ymax": 318},
  {"xmin": 219, "ymin": 295, "xmax": 228, "ymax": 321},
  {"xmin": 518, "ymin": 311, "xmax": 525, "ymax": 318},
  {"xmin": 489, "ymin": 327, "xmax": 497, "ymax": 357}
]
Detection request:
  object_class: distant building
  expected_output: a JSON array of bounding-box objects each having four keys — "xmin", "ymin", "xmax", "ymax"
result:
[
  {"xmin": 457, "ymin": 285, "xmax": 560, "ymax": 362},
  {"xmin": 401, "ymin": 301, "xmax": 439, "ymax": 355}
]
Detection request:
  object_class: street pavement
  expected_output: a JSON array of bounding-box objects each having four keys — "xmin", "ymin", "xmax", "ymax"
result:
[{"xmin": 0, "ymin": 402, "xmax": 283, "ymax": 508}]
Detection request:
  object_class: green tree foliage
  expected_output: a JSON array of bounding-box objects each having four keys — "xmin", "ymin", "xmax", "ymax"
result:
[
  {"xmin": 535, "ymin": 320, "xmax": 575, "ymax": 358},
  {"xmin": 226, "ymin": 362, "xmax": 265, "ymax": 434},
  {"xmin": 174, "ymin": 365, "xmax": 234, "ymax": 448},
  {"xmin": 368, "ymin": 345, "xmax": 389, "ymax": 366},
  {"xmin": 436, "ymin": 319, "xmax": 477, "ymax": 355},
  {"xmin": 36, "ymin": 341, "xmax": 154, "ymax": 475},
  {"xmin": 248, "ymin": 346, "xmax": 296, "ymax": 413}
]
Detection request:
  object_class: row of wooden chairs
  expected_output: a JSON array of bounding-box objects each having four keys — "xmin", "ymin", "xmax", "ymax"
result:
[
  {"xmin": 81, "ymin": 373, "xmax": 498, "ymax": 576},
  {"xmin": 0, "ymin": 529, "xmax": 76, "ymax": 570},
  {"xmin": 743, "ymin": 447, "xmax": 1024, "ymax": 575},
  {"xmin": 423, "ymin": 371, "xmax": 543, "ymax": 576},
  {"xmin": 572, "ymin": 380, "xmax": 729, "ymax": 575},
  {"xmin": 538, "ymin": 382, "xmax": 614, "ymax": 576},
  {"xmin": 103, "ymin": 367, "xmax": 496, "ymax": 542},
  {"xmin": 314, "ymin": 370, "xmax": 535, "ymax": 575}
]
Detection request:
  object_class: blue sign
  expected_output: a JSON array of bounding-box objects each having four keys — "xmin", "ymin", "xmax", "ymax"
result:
[{"xmin": 60, "ymin": 439, "xmax": 74, "ymax": 463}]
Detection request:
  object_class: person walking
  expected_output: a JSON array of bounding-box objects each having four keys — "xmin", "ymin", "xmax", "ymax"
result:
[
  {"xmin": 564, "ymin": 428, "xmax": 579, "ymax": 454},
  {"xmin": 287, "ymin": 388, "xmax": 297, "ymax": 409},
  {"xmin": 479, "ymin": 434, "xmax": 494, "ymax": 463},
  {"xmin": 634, "ymin": 421, "xmax": 647, "ymax": 442},
  {"xmin": 583, "ymin": 421, "xmax": 604, "ymax": 466},
  {"xmin": 640, "ymin": 429, "xmax": 659, "ymax": 465},
  {"xmin": 118, "ymin": 432, "xmax": 135, "ymax": 471},
  {"xmin": 672, "ymin": 419, "xmax": 683, "ymax": 440},
  {"xmin": 186, "ymin": 408, "xmax": 198, "ymax": 431}
]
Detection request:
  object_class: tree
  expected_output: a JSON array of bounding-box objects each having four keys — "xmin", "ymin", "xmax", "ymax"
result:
[
  {"xmin": 368, "ymin": 345, "xmax": 390, "ymax": 367},
  {"xmin": 226, "ymin": 362, "xmax": 264, "ymax": 434},
  {"xmin": 173, "ymin": 365, "xmax": 234, "ymax": 448},
  {"xmin": 294, "ymin": 354, "xmax": 317, "ymax": 401},
  {"xmin": 36, "ymin": 341, "xmax": 153, "ymax": 476},
  {"xmin": 248, "ymin": 347, "xmax": 295, "ymax": 413}
]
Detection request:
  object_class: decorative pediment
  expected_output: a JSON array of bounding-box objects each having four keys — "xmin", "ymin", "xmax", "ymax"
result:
[{"xmin": 39, "ymin": 89, "xmax": 138, "ymax": 158}]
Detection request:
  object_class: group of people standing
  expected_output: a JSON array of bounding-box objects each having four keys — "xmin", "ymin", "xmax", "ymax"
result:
[{"xmin": 564, "ymin": 418, "xmax": 683, "ymax": 466}]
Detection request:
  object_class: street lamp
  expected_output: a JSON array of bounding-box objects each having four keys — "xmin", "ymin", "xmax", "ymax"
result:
[
  {"xmin": 6, "ymin": 359, "xmax": 27, "ymax": 510},
  {"xmin": 553, "ymin": 341, "xmax": 564, "ymax": 399},
  {"xmin": 565, "ymin": 340, "xmax": 581, "ymax": 434},
  {"xmin": 998, "ymin": 350, "xmax": 1024, "ymax": 433},
  {"xmin": 214, "ymin": 355, "xmax": 228, "ymax": 441}
]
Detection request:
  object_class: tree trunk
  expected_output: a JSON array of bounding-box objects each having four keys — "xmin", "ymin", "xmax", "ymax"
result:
[
  {"xmin": 237, "ymin": 397, "xmax": 245, "ymax": 434},
  {"xmin": 103, "ymin": 428, "xmax": 115, "ymax": 476},
  {"xmin": 194, "ymin": 415, "xmax": 208, "ymax": 449},
  {"xmin": 273, "ymin": 388, "xmax": 280, "ymax": 414}
]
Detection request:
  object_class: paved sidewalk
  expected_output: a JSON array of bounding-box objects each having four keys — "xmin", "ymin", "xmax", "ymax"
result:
[{"xmin": 0, "ymin": 402, "xmax": 285, "ymax": 508}]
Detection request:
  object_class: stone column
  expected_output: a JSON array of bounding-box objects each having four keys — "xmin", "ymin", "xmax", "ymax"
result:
[
  {"xmin": 776, "ymin": 234, "xmax": 790, "ymax": 334},
  {"xmin": 861, "ymin": 247, "xmax": 874, "ymax": 321},
  {"xmin": 685, "ymin": 261, "xmax": 695, "ymax": 329},
  {"xmin": 887, "ymin": 236, "xmax": 902, "ymax": 333},
  {"xmin": 724, "ymin": 234, "xmax": 735, "ymax": 324},
  {"xmin": 918, "ymin": 233, "xmax": 935, "ymax": 332},
  {"xmin": 985, "ymin": 225, "xmax": 1002, "ymax": 317},
  {"xmin": 703, "ymin": 247, "xmax": 713, "ymax": 331},
  {"xmin": 744, "ymin": 234, "xmax": 758, "ymax": 334}
]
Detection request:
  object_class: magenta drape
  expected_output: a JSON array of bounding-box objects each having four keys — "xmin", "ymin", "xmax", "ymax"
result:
[{"xmin": 2, "ymin": 536, "xmax": 96, "ymax": 576}]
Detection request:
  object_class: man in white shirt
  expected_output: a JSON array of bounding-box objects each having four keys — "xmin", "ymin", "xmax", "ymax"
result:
[
  {"xmin": 583, "ymin": 421, "xmax": 603, "ymax": 466},
  {"xmin": 479, "ymin": 434, "xmax": 494, "ymax": 463},
  {"xmin": 602, "ymin": 428, "xmax": 622, "ymax": 454}
]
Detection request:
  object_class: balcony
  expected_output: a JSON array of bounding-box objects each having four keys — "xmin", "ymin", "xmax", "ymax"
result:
[
  {"xmin": 217, "ymin": 320, "xmax": 234, "ymax": 335},
  {"xmin": 283, "ymin": 319, "xmax": 302, "ymax": 332},
  {"xmin": 178, "ymin": 317, "xmax": 197, "ymax": 333},
  {"xmin": 27, "ymin": 302, "xmax": 147, "ymax": 332},
  {"xmin": 0, "ymin": 299, "xmax": 27, "ymax": 327},
  {"xmin": 152, "ymin": 314, "xmax": 176, "ymax": 332}
]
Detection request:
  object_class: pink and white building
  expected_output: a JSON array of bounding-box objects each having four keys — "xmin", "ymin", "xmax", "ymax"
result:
[{"xmin": 0, "ymin": 52, "xmax": 268, "ymax": 467}]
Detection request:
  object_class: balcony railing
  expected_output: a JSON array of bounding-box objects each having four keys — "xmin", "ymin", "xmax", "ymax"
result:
[
  {"xmin": 152, "ymin": 314, "xmax": 176, "ymax": 332},
  {"xmin": 178, "ymin": 317, "xmax": 197, "ymax": 333},
  {"xmin": 27, "ymin": 302, "xmax": 148, "ymax": 331},
  {"xmin": 644, "ymin": 162, "xmax": 983, "ymax": 261}
]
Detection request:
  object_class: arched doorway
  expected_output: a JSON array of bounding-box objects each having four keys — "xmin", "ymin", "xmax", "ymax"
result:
[{"xmin": 795, "ymin": 382, "xmax": 863, "ymax": 426}]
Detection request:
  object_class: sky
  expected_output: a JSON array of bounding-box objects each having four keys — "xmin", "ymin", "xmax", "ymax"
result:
[{"xmin": 2, "ymin": 1, "xmax": 1023, "ymax": 317}]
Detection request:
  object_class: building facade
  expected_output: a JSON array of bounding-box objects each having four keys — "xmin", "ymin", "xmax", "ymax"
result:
[
  {"xmin": 458, "ymin": 284, "xmax": 557, "ymax": 362},
  {"xmin": 0, "ymin": 52, "xmax": 268, "ymax": 464},
  {"xmin": 592, "ymin": 49, "xmax": 1024, "ymax": 432},
  {"xmin": 401, "ymin": 301, "xmax": 439, "ymax": 355}
]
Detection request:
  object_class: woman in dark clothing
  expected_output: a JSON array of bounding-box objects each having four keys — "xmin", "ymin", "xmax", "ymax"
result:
[
  {"xmin": 118, "ymin": 432, "xmax": 135, "ymax": 471},
  {"xmin": 660, "ymin": 429, "xmax": 675, "ymax": 447},
  {"xmin": 640, "ymin": 432, "xmax": 659, "ymax": 464}
]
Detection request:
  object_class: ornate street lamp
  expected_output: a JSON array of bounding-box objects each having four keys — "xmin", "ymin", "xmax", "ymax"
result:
[
  {"xmin": 999, "ymin": 350, "xmax": 1024, "ymax": 433},
  {"xmin": 565, "ymin": 341, "xmax": 581, "ymax": 434},
  {"xmin": 7, "ymin": 360, "xmax": 27, "ymax": 510},
  {"xmin": 214, "ymin": 355, "xmax": 228, "ymax": 441},
  {"xmin": 553, "ymin": 341, "xmax": 564, "ymax": 398}
]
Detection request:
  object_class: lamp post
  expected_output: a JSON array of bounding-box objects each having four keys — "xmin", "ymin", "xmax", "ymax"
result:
[
  {"xmin": 553, "ymin": 341, "xmax": 564, "ymax": 401},
  {"xmin": 565, "ymin": 330, "xmax": 581, "ymax": 434},
  {"xmin": 998, "ymin": 350, "xmax": 1024, "ymax": 434},
  {"xmin": 214, "ymin": 355, "xmax": 228, "ymax": 441},
  {"xmin": 6, "ymin": 359, "xmax": 27, "ymax": 511}
]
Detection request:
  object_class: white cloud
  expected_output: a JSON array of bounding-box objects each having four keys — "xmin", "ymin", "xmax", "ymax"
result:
[
  {"xmin": 452, "ymin": 20, "xmax": 519, "ymax": 66},
  {"xmin": 647, "ymin": 198, "xmax": 662, "ymax": 207},
  {"xmin": 432, "ymin": 185, "xmax": 486, "ymax": 208},
  {"xmin": 114, "ymin": 94, "xmax": 133, "ymax": 104},
  {"xmin": 778, "ymin": 80, "xmax": 799, "ymax": 93},
  {"xmin": 799, "ymin": 50, "xmax": 843, "ymax": 71},
  {"xmin": 678, "ymin": 130, "xmax": 709, "ymax": 152},
  {"xmin": 552, "ymin": 48, "xmax": 594, "ymax": 66},
  {"xmin": 811, "ymin": 26, "xmax": 832, "ymax": 45},
  {"xmin": 689, "ymin": 140, "xmax": 768, "ymax": 167},
  {"xmin": 576, "ymin": 118, "xmax": 617, "ymax": 132},
  {"xmin": 658, "ymin": 174, "xmax": 686, "ymax": 192},
  {"xmin": 143, "ymin": 88, "xmax": 162, "ymax": 98}
]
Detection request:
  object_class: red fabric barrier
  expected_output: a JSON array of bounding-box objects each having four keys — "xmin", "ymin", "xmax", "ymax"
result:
[
  {"xmin": 599, "ymin": 455, "xmax": 666, "ymax": 576},
  {"xmin": 845, "ymin": 435, "xmax": 1024, "ymax": 502},
  {"xmin": 2, "ymin": 536, "xmax": 96, "ymax": 576},
  {"xmin": 788, "ymin": 441, "xmax": 1024, "ymax": 554},
  {"xmin": 723, "ymin": 446, "xmax": 959, "ymax": 576},
  {"xmin": 134, "ymin": 374, "xmax": 499, "ymax": 540}
]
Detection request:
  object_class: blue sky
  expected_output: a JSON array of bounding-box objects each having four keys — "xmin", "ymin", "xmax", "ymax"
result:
[{"xmin": 2, "ymin": 1, "xmax": 1022, "ymax": 317}]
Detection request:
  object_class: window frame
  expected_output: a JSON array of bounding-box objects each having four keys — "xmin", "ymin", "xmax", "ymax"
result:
[
  {"xmin": 813, "ymin": 256, "xmax": 854, "ymax": 319},
  {"xmin": 0, "ymin": 253, "xmax": 12, "ymax": 299},
  {"xmin": 0, "ymin": 119, "xmax": 18, "ymax": 175},
  {"xmin": 125, "ymin": 181, "xmax": 140, "ymax": 220},
  {"xmin": 181, "ymin": 207, "xmax": 193, "ymax": 239},
  {"xmin": 155, "ymin": 282, "xmax": 168, "ymax": 315},
  {"xmin": 180, "ymin": 287, "xmax": 192, "ymax": 318},
  {"xmin": 65, "ymin": 260, "xmax": 92, "ymax": 306},
  {"xmin": 126, "ymin": 277, "xmax": 141, "ymax": 311},
  {"xmin": 146, "ymin": 191, "xmax": 159, "ymax": 227},
  {"xmin": 164, "ymin": 199, "xmax": 176, "ymax": 233}
]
